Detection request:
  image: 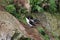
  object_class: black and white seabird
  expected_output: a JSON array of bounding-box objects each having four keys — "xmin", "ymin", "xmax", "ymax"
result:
[{"xmin": 26, "ymin": 16, "xmax": 35, "ymax": 27}]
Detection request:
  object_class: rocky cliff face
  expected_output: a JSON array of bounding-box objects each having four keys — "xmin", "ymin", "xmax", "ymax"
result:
[{"xmin": 0, "ymin": 11, "xmax": 28, "ymax": 40}]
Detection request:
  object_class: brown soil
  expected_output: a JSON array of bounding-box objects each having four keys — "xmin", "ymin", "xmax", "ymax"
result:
[{"xmin": 20, "ymin": 21, "xmax": 43, "ymax": 40}]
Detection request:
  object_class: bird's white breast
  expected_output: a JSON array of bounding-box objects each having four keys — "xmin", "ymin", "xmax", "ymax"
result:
[{"xmin": 26, "ymin": 18, "xmax": 32, "ymax": 26}]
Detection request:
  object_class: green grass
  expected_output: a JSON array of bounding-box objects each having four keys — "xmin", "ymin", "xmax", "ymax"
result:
[{"xmin": 37, "ymin": 27, "xmax": 50, "ymax": 40}]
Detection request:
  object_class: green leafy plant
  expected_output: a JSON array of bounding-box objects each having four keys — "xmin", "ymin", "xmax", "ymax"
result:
[
  {"xmin": 19, "ymin": 6, "xmax": 28, "ymax": 14},
  {"xmin": 30, "ymin": 0, "xmax": 44, "ymax": 13},
  {"xmin": 37, "ymin": 27, "xmax": 50, "ymax": 40},
  {"xmin": 5, "ymin": 4, "xmax": 16, "ymax": 14},
  {"xmin": 30, "ymin": 0, "xmax": 43, "ymax": 5},
  {"xmin": 44, "ymin": 35, "xmax": 50, "ymax": 40},
  {"xmin": 35, "ymin": 5, "xmax": 44, "ymax": 13},
  {"xmin": 37, "ymin": 27, "xmax": 46, "ymax": 36},
  {"xmin": 49, "ymin": 0, "xmax": 57, "ymax": 13}
]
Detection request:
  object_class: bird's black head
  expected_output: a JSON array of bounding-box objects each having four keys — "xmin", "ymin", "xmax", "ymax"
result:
[{"xmin": 26, "ymin": 15, "xmax": 33, "ymax": 19}]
